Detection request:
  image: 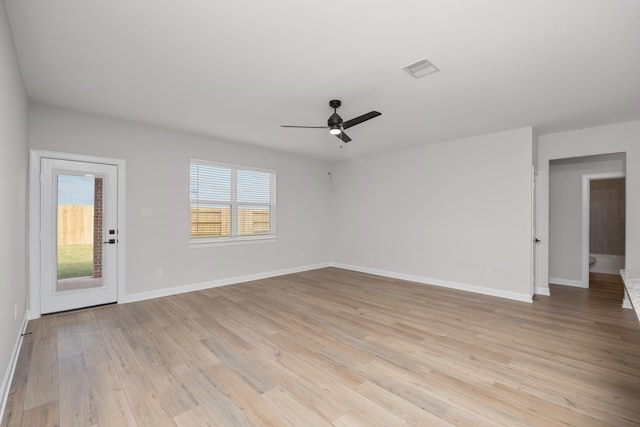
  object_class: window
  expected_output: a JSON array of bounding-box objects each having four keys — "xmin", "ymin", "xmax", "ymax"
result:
[{"xmin": 190, "ymin": 159, "xmax": 276, "ymax": 243}]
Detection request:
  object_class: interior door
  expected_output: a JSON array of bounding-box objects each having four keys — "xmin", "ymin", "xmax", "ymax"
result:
[
  {"xmin": 40, "ymin": 158, "xmax": 118, "ymax": 314},
  {"xmin": 531, "ymin": 166, "xmax": 539, "ymax": 296}
]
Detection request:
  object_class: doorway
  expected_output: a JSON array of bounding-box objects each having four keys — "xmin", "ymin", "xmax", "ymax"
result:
[
  {"xmin": 582, "ymin": 175, "xmax": 625, "ymax": 287},
  {"xmin": 29, "ymin": 150, "xmax": 126, "ymax": 317},
  {"xmin": 547, "ymin": 153, "xmax": 626, "ymax": 303}
]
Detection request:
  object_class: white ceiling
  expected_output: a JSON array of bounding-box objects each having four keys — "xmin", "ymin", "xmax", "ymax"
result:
[{"xmin": 5, "ymin": 0, "xmax": 640, "ymax": 161}]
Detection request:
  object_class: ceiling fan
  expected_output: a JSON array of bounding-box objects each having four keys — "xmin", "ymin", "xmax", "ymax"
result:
[{"xmin": 281, "ymin": 100, "xmax": 381, "ymax": 143}]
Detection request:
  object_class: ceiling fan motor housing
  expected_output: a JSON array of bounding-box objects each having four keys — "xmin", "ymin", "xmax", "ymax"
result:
[
  {"xmin": 328, "ymin": 113, "xmax": 342, "ymax": 127},
  {"xmin": 328, "ymin": 100, "xmax": 343, "ymax": 128}
]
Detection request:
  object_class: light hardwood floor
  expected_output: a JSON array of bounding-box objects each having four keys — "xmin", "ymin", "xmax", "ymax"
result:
[{"xmin": 3, "ymin": 268, "xmax": 640, "ymax": 426}]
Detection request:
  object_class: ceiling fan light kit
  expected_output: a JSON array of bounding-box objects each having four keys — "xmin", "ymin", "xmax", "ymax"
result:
[{"xmin": 282, "ymin": 99, "xmax": 381, "ymax": 144}]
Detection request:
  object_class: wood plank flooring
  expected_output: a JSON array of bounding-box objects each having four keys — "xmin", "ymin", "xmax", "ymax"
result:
[{"xmin": 3, "ymin": 268, "xmax": 640, "ymax": 426}]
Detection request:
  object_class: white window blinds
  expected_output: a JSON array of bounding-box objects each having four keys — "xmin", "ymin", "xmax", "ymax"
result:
[{"xmin": 190, "ymin": 159, "xmax": 276, "ymax": 242}]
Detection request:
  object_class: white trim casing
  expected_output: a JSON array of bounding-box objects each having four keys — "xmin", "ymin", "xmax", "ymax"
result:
[
  {"xmin": 536, "ymin": 287, "xmax": 551, "ymax": 296},
  {"xmin": 29, "ymin": 150, "xmax": 126, "ymax": 319},
  {"xmin": 531, "ymin": 165, "xmax": 539, "ymax": 296}
]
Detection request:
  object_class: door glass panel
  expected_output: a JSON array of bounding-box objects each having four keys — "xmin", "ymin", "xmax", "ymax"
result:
[{"xmin": 56, "ymin": 174, "xmax": 103, "ymax": 291}]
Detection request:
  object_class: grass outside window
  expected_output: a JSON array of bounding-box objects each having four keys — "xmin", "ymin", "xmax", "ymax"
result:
[{"xmin": 57, "ymin": 244, "xmax": 93, "ymax": 279}]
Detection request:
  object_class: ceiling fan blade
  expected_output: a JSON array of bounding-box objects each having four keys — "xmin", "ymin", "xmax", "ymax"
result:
[
  {"xmin": 281, "ymin": 125, "xmax": 327, "ymax": 129},
  {"xmin": 342, "ymin": 111, "xmax": 381, "ymax": 130},
  {"xmin": 335, "ymin": 131, "xmax": 351, "ymax": 143}
]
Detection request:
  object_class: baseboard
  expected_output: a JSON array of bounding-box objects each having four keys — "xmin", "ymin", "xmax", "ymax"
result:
[
  {"xmin": 589, "ymin": 254, "xmax": 625, "ymax": 275},
  {"xmin": 122, "ymin": 262, "xmax": 332, "ymax": 303},
  {"xmin": 622, "ymin": 289, "xmax": 634, "ymax": 310},
  {"xmin": 331, "ymin": 263, "xmax": 533, "ymax": 303},
  {"xmin": 536, "ymin": 286, "xmax": 551, "ymax": 296},
  {"xmin": 590, "ymin": 268, "xmax": 625, "ymax": 275},
  {"xmin": 548, "ymin": 277, "xmax": 587, "ymax": 288},
  {"xmin": 0, "ymin": 312, "xmax": 28, "ymax": 424}
]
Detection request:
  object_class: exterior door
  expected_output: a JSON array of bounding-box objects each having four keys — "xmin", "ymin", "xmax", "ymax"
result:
[{"xmin": 40, "ymin": 158, "xmax": 118, "ymax": 314}]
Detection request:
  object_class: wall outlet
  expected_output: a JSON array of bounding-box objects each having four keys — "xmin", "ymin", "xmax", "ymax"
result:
[
  {"xmin": 156, "ymin": 269, "xmax": 163, "ymax": 278},
  {"xmin": 14, "ymin": 304, "xmax": 18, "ymax": 320},
  {"xmin": 368, "ymin": 253, "xmax": 374, "ymax": 260},
  {"xmin": 485, "ymin": 268, "xmax": 492, "ymax": 277}
]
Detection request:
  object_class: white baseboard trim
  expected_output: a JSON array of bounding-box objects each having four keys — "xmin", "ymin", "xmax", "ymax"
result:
[
  {"xmin": 589, "ymin": 254, "xmax": 625, "ymax": 275},
  {"xmin": 536, "ymin": 287, "xmax": 551, "ymax": 296},
  {"xmin": 122, "ymin": 262, "xmax": 332, "ymax": 304},
  {"xmin": 622, "ymin": 289, "xmax": 633, "ymax": 310},
  {"xmin": 590, "ymin": 268, "xmax": 625, "ymax": 275},
  {"xmin": 549, "ymin": 277, "xmax": 588, "ymax": 288},
  {"xmin": 0, "ymin": 312, "xmax": 28, "ymax": 424},
  {"xmin": 331, "ymin": 263, "xmax": 533, "ymax": 303}
]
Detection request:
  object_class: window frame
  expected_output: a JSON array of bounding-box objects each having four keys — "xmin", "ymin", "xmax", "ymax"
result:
[{"xmin": 189, "ymin": 158, "xmax": 276, "ymax": 246}]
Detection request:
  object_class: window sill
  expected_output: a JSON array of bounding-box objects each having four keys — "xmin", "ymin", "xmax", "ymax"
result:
[{"xmin": 189, "ymin": 235, "xmax": 277, "ymax": 248}]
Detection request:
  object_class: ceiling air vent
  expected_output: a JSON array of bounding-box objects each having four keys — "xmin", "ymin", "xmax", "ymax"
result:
[{"xmin": 402, "ymin": 58, "xmax": 439, "ymax": 79}]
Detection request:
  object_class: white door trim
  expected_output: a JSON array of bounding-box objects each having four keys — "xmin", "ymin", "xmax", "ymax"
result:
[
  {"xmin": 40, "ymin": 159, "xmax": 118, "ymax": 313},
  {"xmin": 581, "ymin": 172, "xmax": 624, "ymax": 288},
  {"xmin": 29, "ymin": 149, "xmax": 126, "ymax": 319},
  {"xmin": 531, "ymin": 165, "xmax": 539, "ymax": 296}
]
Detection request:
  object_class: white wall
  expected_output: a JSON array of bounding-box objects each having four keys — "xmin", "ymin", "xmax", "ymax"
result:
[
  {"xmin": 331, "ymin": 127, "xmax": 534, "ymax": 301},
  {"xmin": 29, "ymin": 103, "xmax": 332, "ymax": 298},
  {"xmin": 29, "ymin": 105, "xmax": 539, "ymax": 307},
  {"xmin": 0, "ymin": 0, "xmax": 29, "ymax": 415},
  {"xmin": 538, "ymin": 120, "xmax": 640, "ymax": 295},
  {"xmin": 549, "ymin": 154, "xmax": 625, "ymax": 283}
]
